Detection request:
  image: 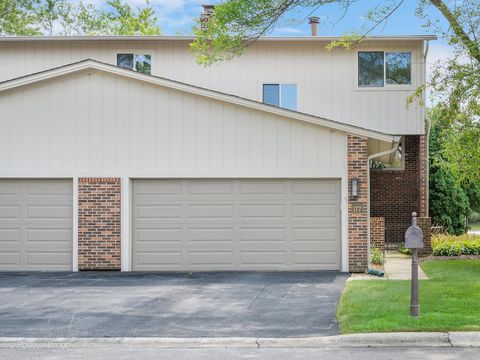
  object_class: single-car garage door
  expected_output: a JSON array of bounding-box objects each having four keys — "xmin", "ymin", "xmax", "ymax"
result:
[
  {"xmin": 0, "ymin": 179, "xmax": 73, "ymax": 271},
  {"xmin": 132, "ymin": 179, "xmax": 341, "ymax": 271}
]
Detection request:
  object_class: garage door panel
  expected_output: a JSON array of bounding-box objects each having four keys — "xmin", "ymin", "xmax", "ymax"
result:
[
  {"xmin": 0, "ymin": 252, "xmax": 20, "ymax": 266},
  {"xmin": 293, "ymin": 228, "xmax": 338, "ymax": 240},
  {"xmin": 189, "ymin": 228, "xmax": 234, "ymax": 241},
  {"xmin": 0, "ymin": 179, "xmax": 73, "ymax": 271},
  {"xmin": 137, "ymin": 228, "xmax": 183, "ymax": 242},
  {"xmin": 136, "ymin": 205, "xmax": 182, "ymax": 219},
  {"xmin": 240, "ymin": 228, "xmax": 286, "ymax": 241},
  {"xmin": 133, "ymin": 179, "xmax": 341, "ymax": 271},
  {"xmin": 188, "ymin": 205, "xmax": 234, "ymax": 219},
  {"xmin": 0, "ymin": 229, "xmax": 20, "ymax": 242},
  {"xmin": 135, "ymin": 252, "xmax": 182, "ymax": 268},
  {"xmin": 26, "ymin": 228, "xmax": 71, "ymax": 242},
  {"xmin": 27, "ymin": 205, "xmax": 72, "ymax": 219},
  {"xmin": 0, "ymin": 206, "xmax": 21, "ymax": 219}
]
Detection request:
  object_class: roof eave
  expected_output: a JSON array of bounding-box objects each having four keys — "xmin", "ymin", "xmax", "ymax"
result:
[{"xmin": 0, "ymin": 59, "xmax": 398, "ymax": 143}]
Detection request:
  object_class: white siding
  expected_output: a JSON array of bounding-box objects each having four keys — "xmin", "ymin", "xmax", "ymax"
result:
[
  {"xmin": 0, "ymin": 71, "xmax": 346, "ymax": 178},
  {"xmin": 0, "ymin": 39, "xmax": 425, "ymax": 135}
]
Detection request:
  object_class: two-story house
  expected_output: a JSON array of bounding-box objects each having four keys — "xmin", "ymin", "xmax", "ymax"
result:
[{"xmin": 0, "ymin": 10, "xmax": 435, "ymax": 273}]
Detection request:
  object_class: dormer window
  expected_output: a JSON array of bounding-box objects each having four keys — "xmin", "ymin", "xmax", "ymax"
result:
[
  {"xmin": 358, "ymin": 51, "xmax": 411, "ymax": 87},
  {"xmin": 117, "ymin": 53, "xmax": 152, "ymax": 75}
]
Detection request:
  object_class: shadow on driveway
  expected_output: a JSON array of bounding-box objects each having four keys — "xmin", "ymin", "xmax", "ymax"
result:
[{"xmin": 0, "ymin": 271, "xmax": 348, "ymax": 338}]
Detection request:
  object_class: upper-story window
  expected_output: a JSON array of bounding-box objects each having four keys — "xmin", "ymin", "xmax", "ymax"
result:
[
  {"xmin": 263, "ymin": 84, "xmax": 297, "ymax": 110},
  {"xmin": 358, "ymin": 51, "xmax": 411, "ymax": 87},
  {"xmin": 117, "ymin": 53, "xmax": 152, "ymax": 75}
]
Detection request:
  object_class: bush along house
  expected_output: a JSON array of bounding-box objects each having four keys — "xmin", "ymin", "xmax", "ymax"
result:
[{"xmin": 0, "ymin": 8, "xmax": 435, "ymax": 273}]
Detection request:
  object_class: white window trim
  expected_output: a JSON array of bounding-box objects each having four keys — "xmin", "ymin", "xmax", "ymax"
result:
[
  {"xmin": 116, "ymin": 52, "xmax": 153, "ymax": 74},
  {"xmin": 261, "ymin": 83, "xmax": 298, "ymax": 110},
  {"xmin": 353, "ymin": 47, "xmax": 416, "ymax": 91}
]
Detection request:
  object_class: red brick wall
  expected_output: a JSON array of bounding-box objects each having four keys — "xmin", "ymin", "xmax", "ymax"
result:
[
  {"xmin": 370, "ymin": 217, "xmax": 385, "ymax": 251},
  {"xmin": 78, "ymin": 178, "xmax": 121, "ymax": 270},
  {"xmin": 370, "ymin": 135, "xmax": 427, "ymax": 247},
  {"xmin": 348, "ymin": 135, "xmax": 369, "ymax": 272}
]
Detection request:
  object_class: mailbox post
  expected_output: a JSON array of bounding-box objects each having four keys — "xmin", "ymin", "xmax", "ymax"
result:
[{"xmin": 404, "ymin": 212, "xmax": 424, "ymax": 317}]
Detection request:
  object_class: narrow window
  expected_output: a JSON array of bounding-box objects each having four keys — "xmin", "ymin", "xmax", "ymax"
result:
[
  {"xmin": 262, "ymin": 84, "xmax": 297, "ymax": 110},
  {"xmin": 117, "ymin": 54, "xmax": 134, "ymax": 70},
  {"xmin": 358, "ymin": 51, "xmax": 384, "ymax": 87},
  {"xmin": 263, "ymin": 84, "xmax": 280, "ymax": 107},
  {"xmin": 386, "ymin": 52, "xmax": 411, "ymax": 85},
  {"xmin": 116, "ymin": 53, "xmax": 151, "ymax": 75},
  {"xmin": 135, "ymin": 54, "xmax": 152, "ymax": 75}
]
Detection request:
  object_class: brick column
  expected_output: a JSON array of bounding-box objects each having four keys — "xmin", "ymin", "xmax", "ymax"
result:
[
  {"xmin": 78, "ymin": 178, "xmax": 121, "ymax": 270},
  {"xmin": 348, "ymin": 135, "xmax": 369, "ymax": 272},
  {"xmin": 370, "ymin": 217, "xmax": 385, "ymax": 251},
  {"xmin": 419, "ymin": 132, "xmax": 428, "ymax": 217}
]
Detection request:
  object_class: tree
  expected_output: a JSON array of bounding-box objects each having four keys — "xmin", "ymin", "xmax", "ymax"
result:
[
  {"xmin": 3, "ymin": 0, "xmax": 161, "ymax": 36},
  {"xmin": 428, "ymin": 108, "xmax": 472, "ymax": 234},
  {"xmin": 192, "ymin": 0, "xmax": 480, "ymax": 185},
  {"xmin": 0, "ymin": 0, "xmax": 40, "ymax": 35},
  {"xmin": 106, "ymin": 0, "xmax": 161, "ymax": 35}
]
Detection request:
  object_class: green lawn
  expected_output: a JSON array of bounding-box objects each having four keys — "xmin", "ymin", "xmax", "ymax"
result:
[
  {"xmin": 470, "ymin": 222, "xmax": 480, "ymax": 231},
  {"xmin": 337, "ymin": 260, "xmax": 480, "ymax": 333}
]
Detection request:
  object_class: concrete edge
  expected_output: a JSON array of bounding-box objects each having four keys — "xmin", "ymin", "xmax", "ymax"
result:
[{"xmin": 0, "ymin": 332, "xmax": 478, "ymax": 348}]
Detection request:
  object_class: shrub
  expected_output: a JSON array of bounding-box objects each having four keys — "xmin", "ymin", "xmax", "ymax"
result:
[
  {"xmin": 432, "ymin": 234, "xmax": 480, "ymax": 256},
  {"xmin": 370, "ymin": 247, "xmax": 385, "ymax": 265}
]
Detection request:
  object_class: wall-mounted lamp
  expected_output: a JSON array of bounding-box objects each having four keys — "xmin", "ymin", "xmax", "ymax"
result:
[{"xmin": 351, "ymin": 178, "xmax": 359, "ymax": 198}]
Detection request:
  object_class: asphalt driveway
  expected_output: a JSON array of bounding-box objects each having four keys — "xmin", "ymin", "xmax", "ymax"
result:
[{"xmin": 0, "ymin": 271, "xmax": 347, "ymax": 338}]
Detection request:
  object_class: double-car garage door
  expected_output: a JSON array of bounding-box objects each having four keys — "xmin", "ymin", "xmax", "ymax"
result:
[
  {"xmin": 132, "ymin": 179, "xmax": 341, "ymax": 271},
  {"xmin": 0, "ymin": 179, "xmax": 73, "ymax": 271}
]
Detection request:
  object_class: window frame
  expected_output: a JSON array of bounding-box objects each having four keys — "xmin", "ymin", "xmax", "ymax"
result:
[
  {"xmin": 115, "ymin": 51, "xmax": 153, "ymax": 75},
  {"xmin": 354, "ymin": 47, "xmax": 416, "ymax": 91},
  {"xmin": 261, "ymin": 83, "xmax": 298, "ymax": 110}
]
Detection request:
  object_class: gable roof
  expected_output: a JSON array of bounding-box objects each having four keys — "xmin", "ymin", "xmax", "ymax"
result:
[{"xmin": 0, "ymin": 59, "xmax": 399, "ymax": 143}]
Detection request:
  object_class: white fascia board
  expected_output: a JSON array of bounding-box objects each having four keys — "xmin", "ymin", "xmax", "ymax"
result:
[
  {"xmin": 0, "ymin": 59, "xmax": 398, "ymax": 143},
  {"xmin": 0, "ymin": 35, "xmax": 438, "ymax": 42}
]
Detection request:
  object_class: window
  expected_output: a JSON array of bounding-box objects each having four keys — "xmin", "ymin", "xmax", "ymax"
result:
[
  {"xmin": 370, "ymin": 137, "xmax": 404, "ymax": 170},
  {"xmin": 117, "ymin": 53, "xmax": 152, "ymax": 75},
  {"xmin": 358, "ymin": 51, "xmax": 411, "ymax": 87},
  {"xmin": 262, "ymin": 84, "xmax": 297, "ymax": 110}
]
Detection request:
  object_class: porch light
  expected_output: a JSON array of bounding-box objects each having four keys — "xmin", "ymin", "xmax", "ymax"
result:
[{"xmin": 351, "ymin": 178, "xmax": 359, "ymax": 198}]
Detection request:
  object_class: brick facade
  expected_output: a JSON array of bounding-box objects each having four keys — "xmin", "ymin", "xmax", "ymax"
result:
[
  {"xmin": 78, "ymin": 178, "xmax": 121, "ymax": 270},
  {"xmin": 370, "ymin": 217, "xmax": 385, "ymax": 251},
  {"xmin": 370, "ymin": 135, "xmax": 429, "ymax": 247},
  {"xmin": 348, "ymin": 135, "xmax": 369, "ymax": 272}
]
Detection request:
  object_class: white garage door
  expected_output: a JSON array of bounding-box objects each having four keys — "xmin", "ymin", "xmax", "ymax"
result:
[
  {"xmin": 0, "ymin": 179, "xmax": 73, "ymax": 271},
  {"xmin": 132, "ymin": 179, "xmax": 341, "ymax": 271}
]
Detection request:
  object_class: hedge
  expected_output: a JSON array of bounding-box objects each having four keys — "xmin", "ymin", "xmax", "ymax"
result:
[{"xmin": 432, "ymin": 234, "xmax": 480, "ymax": 256}]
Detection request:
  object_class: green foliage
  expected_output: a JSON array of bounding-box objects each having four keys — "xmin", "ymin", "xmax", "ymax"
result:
[
  {"xmin": 370, "ymin": 248, "xmax": 384, "ymax": 265},
  {"xmin": 432, "ymin": 234, "xmax": 480, "ymax": 256},
  {"xmin": 3, "ymin": 0, "xmax": 161, "ymax": 36},
  {"xmin": 0, "ymin": 0, "xmax": 40, "ymax": 35},
  {"xmin": 106, "ymin": 0, "xmax": 161, "ymax": 35},
  {"xmin": 429, "ymin": 108, "xmax": 476, "ymax": 235}
]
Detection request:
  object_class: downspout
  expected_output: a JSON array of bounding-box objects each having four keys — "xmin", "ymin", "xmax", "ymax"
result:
[
  {"xmin": 424, "ymin": 40, "xmax": 430, "ymax": 217},
  {"xmin": 367, "ymin": 138, "xmax": 401, "ymax": 270}
]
